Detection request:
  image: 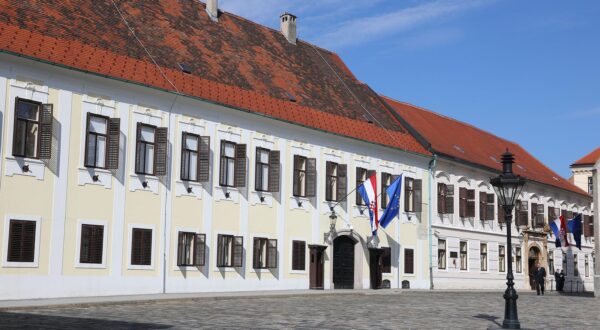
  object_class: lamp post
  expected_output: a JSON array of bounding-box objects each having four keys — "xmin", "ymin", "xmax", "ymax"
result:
[
  {"xmin": 491, "ymin": 151, "xmax": 526, "ymax": 329},
  {"xmin": 326, "ymin": 210, "xmax": 337, "ymax": 244}
]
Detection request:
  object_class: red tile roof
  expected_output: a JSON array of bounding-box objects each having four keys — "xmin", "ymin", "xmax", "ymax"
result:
[
  {"xmin": 571, "ymin": 148, "xmax": 600, "ymax": 167},
  {"xmin": 383, "ymin": 96, "xmax": 590, "ymax": 197},
  {"xmin": 0, "ymin": 0, "xmax": 428, "ymax": 156}
]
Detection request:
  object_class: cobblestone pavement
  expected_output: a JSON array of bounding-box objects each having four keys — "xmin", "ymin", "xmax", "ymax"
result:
[{"xmin": 1, "ymin": 291, "xmax": 599, "ymax": 329}]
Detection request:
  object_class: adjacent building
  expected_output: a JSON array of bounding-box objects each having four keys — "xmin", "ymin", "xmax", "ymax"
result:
[
  {"xmin": 386, "ymin": 96, "xmax": 594, "ymax": 292},
  {"xmin": 0, "ymin": 1, "xmax": 432, "ymax": 300}
]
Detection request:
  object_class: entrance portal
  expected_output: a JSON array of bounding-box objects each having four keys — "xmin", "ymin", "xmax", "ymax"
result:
[
  {"xmin": 309, "ymin": 245, "xmax": 327, "ymax": 290},
  {"xmin": 333, "ymin": 236, "xmax": 356, "ymax": 289},
  {"xmin": 528, "ymin": 246, "xmax": 541, "ymax": 290}
]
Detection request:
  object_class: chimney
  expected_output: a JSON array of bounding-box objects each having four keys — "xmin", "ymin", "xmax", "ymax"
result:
[
  {"xmin": 280, "ymin": 12, "xmax": 297, "ymax": 44},
  {"xmin": 206, "ymin": 0, "xmax": 218, "ymax": 22}
]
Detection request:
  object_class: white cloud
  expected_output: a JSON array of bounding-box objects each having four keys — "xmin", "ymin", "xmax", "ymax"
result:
[
  {"xmin": 311, "ymin": 0, "xmax": 496, "ymax": 49},
  {"xmin": 564, "ymin": 107, "xmax": 600, "ymax": 118}
]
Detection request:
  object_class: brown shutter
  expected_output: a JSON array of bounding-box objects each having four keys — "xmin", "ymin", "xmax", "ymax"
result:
[
  {"xmin": 459, "ymin": 188, "xmax": 467, "ymax": 217},
  {"xmin": 336, "ymin": 164, "xmax": 347, "ymax": 202},
  {"xmin": 516, "ymin": 201, "xmax": 528, "ymax": 227},
  {"xmin": 404, "ymin": 249, "xmax": 414, "ymax": 274},
  {"xmin": 193, "ymin": 234, "xmax": 206, "ymax": 266},
  {"xmin": 219, "ymin": 141, "xmax": 227, "ymax": 186},
  {"xmin": 7, "ymin": 220, "xmax": 36, "ymax": 262},
  {"xmin": 216, "ymin": 235, "xmax": 224, "ymax": 267},
  {"xmin": 437, "ymin": 183, "xmax": 445, "ymax": 214},
  {"xmin": 486, "ymin": 194, "xmax": 495, "ymax": 221},
  {"xmin": 135, "ymin": 123, "xmax": 143, "ymax": 173},
  {"xmin": 357, "ymin": 168, "xmax": 366, "ymax": 205},
  {"xmin": 479, "ymin": 191, "xmax": 487, "ymax": 220},
  {"xmin": 498, "ymin": 197, "xmax": 506, "ymax": 224},
  {"xmin": 154, "ymin": 127, "xmax": 168, "ymax": 176},
  {"xmin": 267, "ymin": 239, "xmax": 278, "ymax": 269},
  {"xmin": 233, "ymin": 236, "xmax": 243, "ymax": 267},
  {"xmin": 131, "ymin": 228, "xmax": 142, "ymax": 265},
  {"xmin": 234, "ymin": 144, "xmax": 247, "ymax": 187},
  {"xmin": 445, "ymin": 185, "xmax": 454, "ymax": 214},
  {"xmin": 305, "ymin": 158, "xmax": 317, "ymax": 197},
  {"xmin": 292, "ymin": 155, "xmax": 301, "ymax": 196},
  {"xmin": 404, "ymin": 178, "xmax": 411, "ymax": 211},
  {"xmin": 38, "ymin": 103, "xmax": 53, "ymax": 159},
  {"xmin": 466, "ymin": 190, "xmax": 475, "ymax": 217},
  {"xmin": 414, "ymin": 179, "xmax": 422, "ymax": 212},
  {"xmin": 292, "ymin": 241, "xmax": 306, "ymax": 271},
  {"xmin": 381, "ymin": 173, "xmax": 389, "ymax": 208},
  {"xmin": 177, "ymin": 232, "xmax": 185, "ymax": 266},
  {"xmin": 198, "ymin": 136, "xmax": 210, "ymax": 182},
  {"xmin": 325, "ymin": 162, "xmax": 333, "ymax": 201},
  {"xmin": 105, "ymin": 118, "xmax": 121, "ymax": 169},
  {"xmin": 590, "ymin": 216, "xmax": 595, "ymax": 238},
  {"xmin": 268, "ymin": 150, "xmax": 280, "ymax": 192},
  {"xmin": 531, "ymin": 203, "xmax": 537, "ymax": 226},
  {"xmin": 253, "ymin": 238, "xmax": 261, "ymax": 269},
  {"xmin": 382, "ymin": 247, "xmax": 392, "ymax": 273}
]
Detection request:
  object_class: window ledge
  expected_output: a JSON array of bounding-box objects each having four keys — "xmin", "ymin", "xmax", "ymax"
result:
[
  {"xmin": 4, "ymin": 156, "xmax": 45, "ymax": 180},
  {"xmin": 75, "ymin": 263, "xmax": 107, "ymax": 269},
  {"xmin": 289, "ymin": 269, "xmax": 308, "ymax": 274},
  {"xmin": 250, "ymin": 191, "xmax": 274, "ymax": 207},
  {"xmin": 214, "ymin": 266, "xmax": 240, "ymax": 272},
  {"xmin": 129, "ymin": 174, "xmax": 160, "ymax": 194},
  {"xmin": 1, "ymin": 261, "xmax": 39, "ymax": 268},
  {"xmin": 127, "ymin": 264, "xmax": 155, "ymax": 270},
  {"xmin": 175, "ymin": 180, "xmax": 204, "ymax": 199},
  {"xmin": 215, "ymin": 186, "xmax": 240, "ymax": 203},
  {"xmin": 250, "ymin": 268, "xmax": 277, "ymax": 273},
  {"xmin": 78, "ymin": 167, "xmax": 113, "ymax": 189}
]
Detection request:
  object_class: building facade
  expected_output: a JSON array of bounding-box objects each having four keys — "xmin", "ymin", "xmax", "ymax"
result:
[
  {"xmin": 387, "ymin": 97, "xmax": 594, "ymax": 292},
  {"xmin": 0, "ymin": 1, "xmax": 432, "ymax": 300}
]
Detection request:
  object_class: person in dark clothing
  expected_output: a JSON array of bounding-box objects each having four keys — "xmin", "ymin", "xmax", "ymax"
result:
[
  {"xmin": 533, "ymin": 262, "xmax": 546, "ymax": 295},
  {"xmin": 554, "ymin": 269, "xmax": 561, "ymax": 291},
  {"xmin": 558, "ymin": 269, "xmax": 565, "ymax": 291}
]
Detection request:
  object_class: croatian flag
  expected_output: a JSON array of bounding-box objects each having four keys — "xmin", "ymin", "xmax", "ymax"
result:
[
  {"xmin": 549, "ymin": 216, "xmax": 570, "ymax": 248},
  {"xmin": 357, "ymin": 172, "xmax": 379, "ymax": 235}
]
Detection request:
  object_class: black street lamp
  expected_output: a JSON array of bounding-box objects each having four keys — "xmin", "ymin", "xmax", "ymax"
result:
[{"xmin": 490, "ymin": 151, "xmax": 526, "ymax": 329}]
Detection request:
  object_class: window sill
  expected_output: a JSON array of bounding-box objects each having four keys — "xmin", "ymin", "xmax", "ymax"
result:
[
  {"xmin": 289, "ymin": 269, "xmax": 308, "ymax": 274},
  {"xmin": 250, "ymin": 267, "xmax": 277, "ymax": 273},
  {"xmin": 127, "ymin": 264, "xmax": 155, "ymax": 270},
  {"xmin": 129, "ymin": 174, "xmax": 160, "ymax": 194},
  {"xmin": 250, "ymin": 191, "xmax": 274, "ymax": 207},
  {"xmin": 4, "ymin": 156, "xmax": 45, "ymax": 180},
  {"xmin": 1, "ymin": 261, "xmax": 39, "ymax": 268},
  {"xmin": 75, "ymin": 263, "xmax": 107, "ymax": 269},
  {"xmin": 78, "ymin": 167, "xmax": 113, "ymax": 189},
  {"xmin": 214, "ymin": 266, "xmax": 241, "ymax": 272},
  {"xmin": 215, "ymin": 186, "xmax": 240, "ymax": 203},
  {"xmin": 175, "ymin": 180, "xmax": 204, "ymax": 199}
]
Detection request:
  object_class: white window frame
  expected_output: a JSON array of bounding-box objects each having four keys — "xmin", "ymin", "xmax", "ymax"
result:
[
  {"xmin": 2, "ymin": 214, "xmax": 42, "ymax": 268},
  {"xmin": 498, "ymin": 244, "xmax": 506, "ymax": 273},
  {"xmin": 479, "ymin": 242, "xmax": 488, "ymax": 273},
  {"xmin": 437, "ymin": 238, "xmax": 447, "ymax": 271},
  {"xmin": 127, "ymin": 224, "xmax": 156, "ymax": 270},
  {"xmin": 459, "ymin": 240, "xmax": 469, "ymax": 272},
  {"xmin": 75, "ymin": 219, "xmax": 108, "ymax": 269}
]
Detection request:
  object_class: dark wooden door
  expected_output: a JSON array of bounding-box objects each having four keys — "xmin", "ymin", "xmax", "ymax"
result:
[
  {"xmin": 369, "ymin": 248, "xmax": 383, "ymax": 289},
  {"xmin": 309, "ymin": 245, "xmax": 326, "ymax": 289},
  {"xmin": 333, "ymin": 236, "xmax": 355, "ymax": 289}
]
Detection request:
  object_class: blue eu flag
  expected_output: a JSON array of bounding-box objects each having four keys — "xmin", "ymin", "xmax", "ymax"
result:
[{"xmin": 379, "ymin": 174, "xmax": 402, "ymax": 228}]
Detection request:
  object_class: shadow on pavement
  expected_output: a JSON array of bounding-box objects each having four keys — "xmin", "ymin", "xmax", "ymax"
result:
[
  {"xmin": 473, "ymin": 313, "xmax": 501, "ymax": 328},
  {"xmin": 0, "ymin": 312, "xmax": 172, "ymax": 329}
]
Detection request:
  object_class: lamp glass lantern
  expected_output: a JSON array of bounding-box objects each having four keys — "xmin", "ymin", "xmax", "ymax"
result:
[{"xmin": 491, "ymin": 151, "xmax": 526, "ymax": 210}]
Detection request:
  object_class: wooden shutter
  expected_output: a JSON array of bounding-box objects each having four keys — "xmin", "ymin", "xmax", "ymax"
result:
[
  {"xmin": 404, "ymin": 249, "xmax": 414, "ymax": 274},
  {"xmin": 267, "ymin": 239, "xmax": 278, "ymax": 269},
  {"xmin": 381, "ymin": 173, "xmax": 390, "ymax": 208},
  {"xmin": 486, "ymin": 194, "xmax": 495, "ymax": 221},
  {"xmin": 216, "ymin": 235, "xmax": 224, "ymax": 267},
  {"xmin": 135, "ymin": 123, "xmax": 143, "ymax": 173},
  {"xmin": 198, "ymin": 136, "xmax": 210, "ymax": 182},
  {"xmin": 292, "ymin": 155, "xmax": 301, "ymax": 196},
  {"xmin": 292, "ymin": 241, "xmax": 305, "ymax": 271},
  {"xmin": 445, "ymin": 185, "xmax": 454, "ymax": 214},
  {"xmin": 105, "ymin": 118, "xmax": 120, "ymax": 169},
  {"xmin": 234, "ymin": 144, "xmax": 247, "ymax": 187},
  {"xmin": 414, "ymin": 179, "xmax": 422, "ymax": 212},
  {"xmin": 548, "ymin": 206, "xmax": 555, "ymax": 220},
  {"xmin": 193, "ymin": 234, "xmax": 206, "ymax": 266},
  {"xmin": 253, "ymin": 237, "xmax": 261, "ymax": 269},
  {"xmin": 437, "ymin": 183, "xmax": 445, "ymax": 214},
  {"xmin": 131, "ymin": 228, "xmax": 151, "ymax": 266},
  {"xmin": 382, "ymin": 247, "xmax": 392, "ymax": 273},
  {"xmin": 38, "ymin": 103, "xmax": 53, "ymax": 159},
  {"xmin": 233, "ymin": 236, "xmax": 243, "ymax": 267},
  {"xmin": 7, "ymin": 220, "xmax": 36, "ymax": 262},
  {"xmin": 479, "ymin": 191, "xmax": 487, "ymax": 220},
  {"xmin": 268, "ymin": 150, "xmax": 280, "ymax": 192},
  {"xmin": 357, "ymin": 167, "xmax": 366, "ymax": 205},
  {"xmin": 154, "ymin": 127, "xmax": 168, "ymax": 176},
  {"xmin": 325, "ymin": 162, "xmax": 334, "ymax": 201},
  {"xmin": 531, "ymin": 203, "xmax": 537, "ymax": 226},
  {"xmin": 177, "ymin": 232, "xmax": 185, "ymax": 266},
  {"xmin": 590, "ymin": 216, "xmax": 595, "ymax": 238},
  {"xmin": 498, "ymin": 197, "xmax": 506, "ymax": 224},
  {"xmin": 466, "ymin": 189, "xmax": 475, "ymax": 217},
  {"xmin": 516, "ymin": 201, "xmax": 528, "ymax": 227},
  {"xmin": 80, "ymin": 224, "xmax": 104, "ymax": 264},
  {"xmin": 305, "ymin": 158, "xmax": 317, "ymax": 197},
  {"xmin": 459, "ymin": 188, "xmax": 467, "ymax": 217},
  {"xmin": 404, "ymin": 178, "xmax": 412, "ymax": 212},
  {"xmin": 336, "ymin": 164, "xmax": 347, "ymax": 202}
]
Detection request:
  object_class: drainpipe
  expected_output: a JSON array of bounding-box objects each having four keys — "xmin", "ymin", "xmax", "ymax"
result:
[{"xmin": 428, "ymin": 154, "xmax": 437, "ymax": 290}]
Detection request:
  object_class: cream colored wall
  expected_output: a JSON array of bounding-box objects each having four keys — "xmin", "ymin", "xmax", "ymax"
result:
[{"xmin": 571, "ymin": 168, "xmax": 592, "ymax": 194}]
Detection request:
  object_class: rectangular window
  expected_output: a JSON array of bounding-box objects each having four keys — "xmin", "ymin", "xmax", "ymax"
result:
[
  {"xmin": 562, "ymin": 251, "xmax": 567, "ymax": 275},
  {"xmin": 499, "ymin": 245, "xmax": 505, "ymax": 272},
  {"xmin": 574, "ymin": 254, "xmax": 579, "ymax": 276},
  {"xmin": 291, "ymin": 240, "xmax": 306, "ymax": 271},
  {"xmin": 12, "ymin": 98, "xmax": 43, "ymax": 158},
  {"xmin": 589, "ymin": 176, "xmax": 594, "ymax": 195},
  {"xmin": 460, "ymin": 241, "xmax": 468, "ymax": 270},
  {"xmin": 326, "ymin": 161, "xmax": 339, "ymax": 202},
  {"xmin": 516, "ymin": 247, "xmax": 522, "ymax": 273},
  {"xmin": 438, "ymin": 239, "xmax": 446, "ymax": 270},
  {"xmin": 7, "ymin": 220, "xmax": 36, "ymax": 262},
  {"xmin": 255, "ymin": 148, "xmax": 270, "ymax": 191},
  {"xmin": 181, "ymin": 132, "xmax": 199, "ymax": 181},
  {"xmin": 135, "ymin": 123, "xmax": 156, "ymax": 175},
  {"xmin": 131, "ymin": 228, "xmax": 152, "ymax": 266},
  {"xmin": 516, "ymin": 200, "xmax": 529, "ymax": 227},
  {"xmin": 216, "ymin": 234, "xmax": 243, "ymax": 267},
  {"xmin": 80, "ymin": 224, "xmax": 104, "ymax": 264},
  {"xmin": 84, "ymin": 113, "xmax": 109, "ymax": 168},
  {"xmin": 381, "ymin": 173, "xmax": 392, "ymax": 208},
  {"xmin": 382, "ymin": 247, "xmax": 392, "ymax": 273},
  {"xmin": 253, "ymin": 237, "xmax": 277, "ymax": 269},
  {"xmin": 531, "ymin": 203, "xmax": 545, "ymax": 228},
  {"xmin": 403, "ymin": 248, "xmax": 414, "ymax": 274},
  {"xmin": 479, "ymin": 193, "xmax": 495, "ymax": 220},
  {"xmin": 459, "ymin": 188, "xmax": 473, "ymax": 218},
  {"xmin": 293, "ymin": 155, "xmax": 307, "ymax": 197},
  {"xmin": 466, "ymin": 189, "xmax": 475, "ymax": 217},
  {"xmin": 480, "ymin": 243, "xmax": 488, "ymax": 271},
  {"xmin": 176, "ymin": 232, "xmax": 205, "ymax": 267},
  {"xmin": 404, "ymin": 177, "xmax": 422, "ymax": 213},
  {"xmin": 548, "ymin": 251, "xmax": 554, "ymax": 274},
  {"xmin": 438, "ymin": 183, "xmax": 454, "ymax": 214},
  {"xmin": 585, "ymin": 255, "xmax": 589, "ymax": 277},
  {"xmin": 356, "ymin": 167, "xmax": 367, "ymax": 205},
  {"xmin": 219, "ymin": 141, "xmax": 236, "ymax": 187}
]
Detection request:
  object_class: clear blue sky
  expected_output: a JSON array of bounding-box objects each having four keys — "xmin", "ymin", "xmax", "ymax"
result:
[{"xmin": 220, "ymin": 0, "xmax": 600, "ymax": 178}]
